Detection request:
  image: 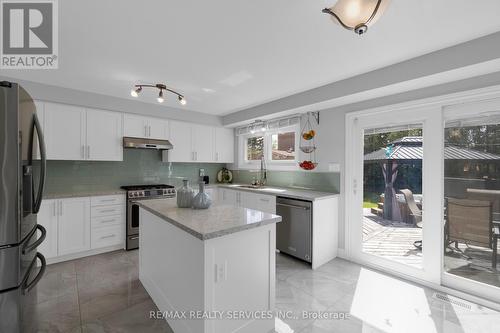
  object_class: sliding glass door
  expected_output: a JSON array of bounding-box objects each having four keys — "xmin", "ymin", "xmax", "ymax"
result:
[
  {"xmin": 347, "ymin": 98, "xmax": 500, "ymax": 304},
  {"xmin": 347, "ymin": 107, "xmax": 442, "ymax": 283},
  {"xmin": 441, "ymin": 104, "xmax": 500, "ymax": 301}
]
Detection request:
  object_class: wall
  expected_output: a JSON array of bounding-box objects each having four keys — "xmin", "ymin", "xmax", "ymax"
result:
[
  {"xmin": 0, "ymin": 75, "xmax": 222, "ymax": 126},
  {"xmin": 42, "ymin": 149, "xmax": 225, "ymax": 196}
]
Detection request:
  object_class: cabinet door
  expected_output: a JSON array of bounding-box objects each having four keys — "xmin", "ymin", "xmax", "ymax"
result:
[
  {"xmin": 220, "ymin": 189, "xmax": 238, "ymax": 206},
  {"xmin": 58, "ymin": 197, "xmax": 91, "ymax": 256},
  {"xmin": 123, "ymin": 114, "xmax": 147, "ymax": 138},
  {"xmin": 86, "ymin": 109, "xmax": 123, "ymax": 161},
  {"xmin": 239, "ymin": 191, "xmax": 258, "ymax": 210},
  {"xmin": 214, "ymin": 127, "xmax": 234, "ymax": 163},
  {"xmin": 44, "ymin": 102, "xmax": 86, "ymax": 160},
  {"xmin": 37, "ymin": 199, "xmax": 58, "ymax": 259},
  {"xmin": 192, "ymin": 124, "xmax": 214, "ymax": 162},
  {"xmin": 168, "ymin": 120, "xmax": 193, "ymax": 162},
  {"xmin": 147, "ymin": 117, "xmax": 169, "ymax": 140}
]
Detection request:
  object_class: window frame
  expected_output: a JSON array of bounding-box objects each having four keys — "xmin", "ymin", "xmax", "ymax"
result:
[{"xmin": 238, "ymin": 124, "xmax": 300, "ymax": 170}]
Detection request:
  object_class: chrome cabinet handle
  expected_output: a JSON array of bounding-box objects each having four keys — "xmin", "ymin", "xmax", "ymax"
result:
[
  {"xmin": 53, "ymin": 201, "xmax": 56, "ymax": 216},
  {"xmin": 87, "ymin": 145, "xmax": 90, "ymax": 159},
  {"xmin": 99, "ymin": 209, "xmax": 116, "ymax": 213},
  {"xmin": 101, "ymin": 234, "xmax": 116, "ymax": 239},
  {"xmin": 59, "ymin": 201, "xmax": 63, "ymax": 216},
  {"xmin": 260, "ymin": 198, "xmax": 270, "ymax": 202},
  {"xmin": 81, "ymin": 145, "xmax": 85, "ymax": 159},
  {"xmin": 144, "ymin": 125, "xmax": 148, "ymax": 137},
  {"xmin": 100, "ymin": 219, "xmax": 115, "ymax": 224}
]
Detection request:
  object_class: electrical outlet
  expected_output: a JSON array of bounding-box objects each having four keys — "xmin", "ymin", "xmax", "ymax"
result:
[{"xmin": 215, "ymin": 262, "xmax": 227, "ymax": 283}]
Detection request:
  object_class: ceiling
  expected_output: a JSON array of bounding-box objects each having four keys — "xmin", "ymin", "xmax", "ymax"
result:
[{"xmin": 4, "ymin": 0, "xmax": 500, "ymax": 116}]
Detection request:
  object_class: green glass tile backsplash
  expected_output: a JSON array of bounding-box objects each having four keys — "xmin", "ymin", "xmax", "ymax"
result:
[
  {"xmin": 230, "ymin": 169, "xmax": 340, "ymax": 193},
  {"xmin": 40, "ymin": 149, "xmax": 340, "ymax": 196},
  {"xmin": 42, "ymin": 149, "xmax": 225, "ymax": 195}
]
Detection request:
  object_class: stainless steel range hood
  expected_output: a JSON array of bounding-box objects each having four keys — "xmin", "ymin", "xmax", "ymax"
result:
[{"xmin": 123, "ymin": 137, "xmax": 173, "ymax": 150}]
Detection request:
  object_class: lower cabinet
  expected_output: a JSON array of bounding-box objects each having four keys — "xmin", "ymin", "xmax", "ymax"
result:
[
  {"xmin": 218, "ymin": 188, "xmax": 276, "ymax": 214},
  {"xmin": 38, "ymin": 194, "xmax": 125, "ymax": 262},
  {"xmin": 58, "ymin": 197, "xmax": 91, "ymax": 256}
]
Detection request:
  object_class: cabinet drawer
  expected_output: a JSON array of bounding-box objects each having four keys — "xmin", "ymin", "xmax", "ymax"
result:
[
  {"xmin": 91, "ymin": 214, "xmax": 123, "ymax": 229},
  {"xmin": 91, "ymin": 205, "xmax": 124, "ymax": 217},
  {"xmin": 91, "ymin": 195, "xmax": 125, "ymax": 207},
  {"xmin": 91, "ymin": 225, "xmax": 123, "ymax": 249},
  {"xmin": 256, "ymin": 195, "xmax": 276, "ymax": 214}
]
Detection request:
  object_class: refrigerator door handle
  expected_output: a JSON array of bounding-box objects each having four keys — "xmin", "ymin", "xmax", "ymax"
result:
[
  {"xmin": 22, "ymin": 252, "xmax": 46, "ymax": 294},
  {"xmin": 30, "ymin": 113, "xmax": 46, "ymax": 214},
  {"xmin": 22, "ymin": 224, "xmax": 46, "ymax": 255}
]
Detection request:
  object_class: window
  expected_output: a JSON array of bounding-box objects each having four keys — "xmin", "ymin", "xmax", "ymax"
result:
[
  {"xmin": 271, "ymin": 131, "xmax": 295, "ymax": 160},
  {"xmin": 246, "ymin": 136, "xmax": 264, "ymax": 161},
  {"xmin": 240, "ymin": 125, "xmax": 299, "ymax": 169}
]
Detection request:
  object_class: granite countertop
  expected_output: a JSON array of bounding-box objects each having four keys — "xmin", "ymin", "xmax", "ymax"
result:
[
  {"xmin": 137, "ymin": 198, "xmax": 282, "ymax": 240},
  {"xmin": 214, "ymin": 184, "xmax": 338, "ymax": 201},
  {"xmin": 43, "ymin": 188, "xmax": 126, "ymax": 199}
]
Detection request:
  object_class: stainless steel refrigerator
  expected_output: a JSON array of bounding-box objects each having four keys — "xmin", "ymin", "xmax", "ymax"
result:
[{"xmin": 0, "ymin": 81, "xmax": 47, "ymax": 332}]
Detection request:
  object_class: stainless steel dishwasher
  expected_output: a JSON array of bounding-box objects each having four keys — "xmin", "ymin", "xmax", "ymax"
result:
[{"xmin": 276, "ymin": 197, "xmax": 312, "ymax": 263}]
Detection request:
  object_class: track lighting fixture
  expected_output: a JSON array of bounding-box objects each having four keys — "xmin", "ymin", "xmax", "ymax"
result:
[{"xmin": 130, "ymin": 83, "xmax": 186, "ymax": 105}]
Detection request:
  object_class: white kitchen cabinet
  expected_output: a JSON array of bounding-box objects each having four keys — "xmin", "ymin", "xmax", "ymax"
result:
[
  {"xmin": 123, "ymin": 114, "xmax": 169, "ymax": 140},
  {"xmin": 167, "ymin": 120, "xmax": 193, "ymax": 162},
  {"xmin": 86, "ymin": 108, "xmax": 123, "ymax": 161},
  {"xmin": 148, "ymin": 118, "xmax": 169, "ymax": 140},
  {"xmin": 192, "ymin": 124, "xmax": 214, "ymax": 162},
  {"xmin": 57, "ymin": 197, "xmax": 91, "ymax": 256},
  {"xmin": 37, "ymin": 199, "xmax": 58, "ymax": 259},
  {"xmin": 123, "ymin": 113, "xmax": 147, "ymax": 138},
  {"xmin": 218, "ymin": 188, "xmax": 275, "ymax": 213},
  {"xmin": 219, "ymin": 188, "xmax": 238, "ymax": 205},
  {"xmin": 44, "ymin": 102, "xmax": 86, "ymax": 160},
  {"xmin": 214, "ymin": 127, "xmax": 234, "ymax": 163}
]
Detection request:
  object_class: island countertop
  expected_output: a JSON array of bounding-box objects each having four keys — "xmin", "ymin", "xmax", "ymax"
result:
[{"xmin": 137, "ymin": 198, "xmax": 281, "ymax": 240}]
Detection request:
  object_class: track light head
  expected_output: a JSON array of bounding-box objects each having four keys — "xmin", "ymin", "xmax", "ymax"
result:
[
  {"xmin": 157, "ymin": 90, "xmax": 164, "ymax": 103},
  {"xmin": 178, "ymin": 95, "xmax": 187, "ymax": 106},
  {"xmin": 130, "ymin": 86, "xmax": 142, "ymax": 97}
]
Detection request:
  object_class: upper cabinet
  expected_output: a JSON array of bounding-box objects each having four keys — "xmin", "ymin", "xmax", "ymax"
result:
[
  {"xmin": 192, "ymin": 124, "xmax": 214, "ymax": 162},
  {"xmin": 166, "ymin": 121, "xmax": 234, "ymax": 163},
  {"xmin": 214, "ymin": 127, "xmax": 234, "ymax": 163},
  {"xmin": 44, "ymin": 102, "xmax": 86, "ymax": 160},
  {"xmin": 123, "ymin": 114, "xmax": 169, "ymax": 140},
  {"xmin": 44, "ymin": 102, "xmax": 123, "ymax": 161},
  {"xmin": 86, "ymin": 108, "xmax": 123, "ymax": 161},
  {"xmin": 167, "ymin": 120, "xmax": 192, "ymax": 162},
  {"xmin": 38, "ymin": 101, "xmax": 233, "ymax": 163}
]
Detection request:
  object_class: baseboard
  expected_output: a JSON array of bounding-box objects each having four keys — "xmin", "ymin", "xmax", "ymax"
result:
[{"xmin": 44, "ymin": 244, "xmax": 124, "ymax": 265}]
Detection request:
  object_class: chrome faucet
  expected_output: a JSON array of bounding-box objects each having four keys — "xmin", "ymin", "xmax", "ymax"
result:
[{"xmin": 258, "ymin": 156, "xmax": 267, "ymax": 186}]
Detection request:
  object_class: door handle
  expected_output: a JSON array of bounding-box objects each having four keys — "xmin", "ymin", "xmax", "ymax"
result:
[
  {"xmin": 22, "ymin": 252, "xmax": 46, "ymax": 294},
  {"xmin": 276, "ymin": 203, "xmax": 310, "ymax": 210},
  {"xmin": 23, "ymin": 225, "xmax": 46, "ymax": 255},
  {"xmin": 29, "ymin": 113, "xmax": 46, "ymax": 214},
  {"xmin": 130, "ymin": 236, "xmax": 139, "ymax": 240}
]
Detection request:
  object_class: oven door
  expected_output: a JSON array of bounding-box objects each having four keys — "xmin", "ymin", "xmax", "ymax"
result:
[{"xmin": 127, "ymin": 201, "xmax": 140, "ymax": 236}]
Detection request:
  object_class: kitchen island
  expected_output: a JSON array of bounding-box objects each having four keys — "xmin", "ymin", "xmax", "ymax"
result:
[{"xmin": 137, "ymin": 198, "xmax": 281, "ymax": 333}]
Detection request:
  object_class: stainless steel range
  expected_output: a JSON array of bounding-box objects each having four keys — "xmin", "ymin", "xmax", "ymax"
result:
[{"xmin": 121, "ymin": 184, "xmax": 176, "ymax": 250}]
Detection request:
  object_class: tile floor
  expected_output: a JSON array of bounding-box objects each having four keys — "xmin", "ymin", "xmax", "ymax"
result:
[{"xmin": 23, "ymin": 250, "xmax": 500, "ymax": 333}]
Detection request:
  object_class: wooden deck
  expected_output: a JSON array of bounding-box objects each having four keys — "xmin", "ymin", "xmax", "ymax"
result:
[
  {"xmin": 362, "ymin": 209, "xmax": 500, "ymax": 287},
  {"xmin": 363, "ymin": 210, "xmax": 422, "ymax": 268}
]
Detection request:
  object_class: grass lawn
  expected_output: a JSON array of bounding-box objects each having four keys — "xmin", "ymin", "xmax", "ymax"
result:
[{"xmin": 363, "ymin": 201, "xmax": 378, "ymax": 209}]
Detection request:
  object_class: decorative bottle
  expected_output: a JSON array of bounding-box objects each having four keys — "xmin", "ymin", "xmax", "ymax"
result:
[
  {"xmin": 192, "ymin": 182, "xmax": 212, "ymax": 209},
  {"xmin": 177, "ymin": 179, "xmax": 194, "ymax": 208}
]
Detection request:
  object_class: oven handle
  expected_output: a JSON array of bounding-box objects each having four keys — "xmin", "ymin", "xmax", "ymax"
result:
[
  {"xmin": 22, "ymin": 224, "xmax": 46, "ymax": 255},
  {"xmin": 22, "ymin": 252, "xmax": 46, "ymax": 294},
  {"xmin": 129, "ymin": 236, "xmax": 139, "ymax": 240}
]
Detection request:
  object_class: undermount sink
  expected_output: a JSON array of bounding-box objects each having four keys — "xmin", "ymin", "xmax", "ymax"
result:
[{"xmin": 232, "ymin": 184, "xmax": 287, "ymax": 193}]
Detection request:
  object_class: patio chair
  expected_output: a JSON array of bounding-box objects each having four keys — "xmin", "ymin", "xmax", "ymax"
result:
[
  {"xmin": 446, "ymin": 198, "xmax": 499, "ymax": 269},
  {"xmin": 400, "ymin": 189, "xmax": 423, "ymax": 249}
]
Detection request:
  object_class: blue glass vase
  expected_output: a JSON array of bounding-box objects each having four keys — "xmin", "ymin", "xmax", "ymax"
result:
[{"xmin": 192, "ymin": 182, "xmax": 212, "ymax": 209}]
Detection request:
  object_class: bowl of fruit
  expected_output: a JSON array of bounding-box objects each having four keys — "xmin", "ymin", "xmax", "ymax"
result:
[
  {"xmin": 302, "ymin": 130, "xmax": 315, "ymax": 140},
  {"xmin": 299, "ymin": 160, "xmax": 317, "ymax": 170}
]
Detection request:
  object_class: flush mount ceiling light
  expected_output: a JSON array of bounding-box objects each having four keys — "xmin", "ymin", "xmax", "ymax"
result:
[
  {"xmin": 130, "ymin": 83, "xmax": 186, "ymax": 106},
  {"xmin": 322, "ymin": 0, "xmax": 390, "ymax": 35}
]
